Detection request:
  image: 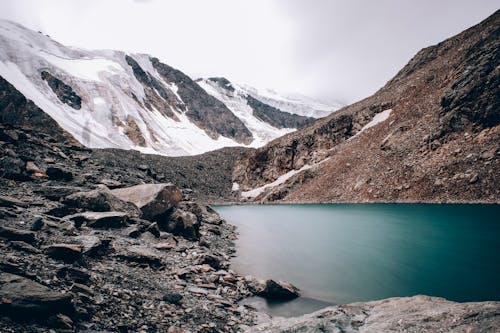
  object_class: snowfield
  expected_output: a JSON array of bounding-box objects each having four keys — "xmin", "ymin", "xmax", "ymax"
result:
[{"xmin": 0, "ymin": 19, "xmax": 339, "ymax": 156}]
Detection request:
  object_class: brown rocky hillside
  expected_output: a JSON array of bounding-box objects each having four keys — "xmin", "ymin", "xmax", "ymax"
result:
[{"xmin": 233, "ymin": 10, "xmax": 499, "ymax": 203}]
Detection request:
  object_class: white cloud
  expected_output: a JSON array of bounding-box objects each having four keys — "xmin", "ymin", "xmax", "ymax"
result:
[{"xmin": 0, "ymin": 0, "xmax": 498, "ymax": 104}]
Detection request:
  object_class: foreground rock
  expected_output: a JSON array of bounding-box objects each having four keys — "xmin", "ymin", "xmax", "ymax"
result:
[
  {"xmin": 246, "ymin": 296, "xmax": 500, "ymax": 333},
  {"xmin": 0, "ymin": 273, "xmax": 73, "ymax": 320},
  {"xmin": 111, "ymin": 183, "xmax": 182, "ymax": 220},
  {"xmin": 257, "ymin": 280, "xmax": 300, "ymax": 300}
]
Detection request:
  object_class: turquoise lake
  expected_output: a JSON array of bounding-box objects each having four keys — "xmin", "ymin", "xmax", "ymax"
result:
[{"xmin": 214, "ymin": 204, "xmax": 500, "ymax": 316}]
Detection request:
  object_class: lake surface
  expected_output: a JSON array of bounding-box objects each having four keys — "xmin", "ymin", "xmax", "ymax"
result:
[{"xmin": 214, "ymin": 204, "xmax": 500, "ymax": 316}]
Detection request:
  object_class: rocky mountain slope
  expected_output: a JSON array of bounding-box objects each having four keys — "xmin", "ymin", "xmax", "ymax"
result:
[
  {"xmin": 0, "ymin": 19, "xmax": 337, "ymax": 157},
  {"xmin": 233, "ymin": 10, "xmax": 500, "ymax": 203}
]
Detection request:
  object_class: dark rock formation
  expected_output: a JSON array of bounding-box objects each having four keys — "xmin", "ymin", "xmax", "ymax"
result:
[
  {"xmin": 0, "ymin": 76, "xmax": 76, "ymax": 144},
  {"xmin": 151, "ymin": 57, "xmax": 254, "ymax": 144},
  {"xmin": 246, "ymin": 95, "xmax": 315, "ymax": 129},
  {"xmin": 0, "ymin": 273, "xmax": 73, "ymax": 320},
  {"xmin": 40, "ymin": 71, "xmax": 82, "ymax": 110},
  {"xmin": 125, "ymin": 55, "xmax": 181, "ymax": 120},
  {"xmin": 207, "ymin": 77, "xmax": 235, "ymax": 92}
]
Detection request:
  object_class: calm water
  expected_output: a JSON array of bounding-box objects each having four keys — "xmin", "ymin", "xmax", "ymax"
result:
[{"xmin": 215, "ymin": 204, "xmax": 500, "ymax": 316}]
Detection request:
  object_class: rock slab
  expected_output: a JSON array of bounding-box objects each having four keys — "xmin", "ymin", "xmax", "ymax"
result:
[{"xmin": 0, "ymin": 273, "xmax": 73, "ymax": 320}]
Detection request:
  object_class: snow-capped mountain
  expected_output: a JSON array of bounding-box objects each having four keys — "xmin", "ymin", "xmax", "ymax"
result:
[
  {"xmin": 239, "ymin": 85, "xmax": 343, "ymax": 118},
  {"xmin": 196, "ymin": 77, "xmax": 322, "ymax": 146},
  {"xmin": 0, "ymin": 19, "xmax": 339, "ymax": 156}
]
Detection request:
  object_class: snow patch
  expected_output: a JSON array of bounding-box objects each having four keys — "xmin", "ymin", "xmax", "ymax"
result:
[
  {"xmin": 40, "ymin": 52, "xmax": 124, "ymax": 82},
  {"xmin": 232, "ymin": 182, "xmax": 240, "ymax": 191},
  {"xmin": 358, "ymin": 109, "xmax": 392, "ymax": 134},
  {"xmin": 241, "ymin": 164, "xmax": 313, "ymax": 198}
]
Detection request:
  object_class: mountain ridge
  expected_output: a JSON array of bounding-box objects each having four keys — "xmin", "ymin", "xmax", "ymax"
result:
[
  {"xmin": 0, "ymin": 19, "xmax": 338, "ymax": 156},
  {"xmin": 233, "ymin": 9, "xmax": 499, "ymax": 203}
]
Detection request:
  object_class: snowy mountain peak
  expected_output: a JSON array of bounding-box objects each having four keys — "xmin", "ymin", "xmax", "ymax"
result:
[{"xmin": 0, "ymin": 19, "xmax": 340, "ymax": 156}]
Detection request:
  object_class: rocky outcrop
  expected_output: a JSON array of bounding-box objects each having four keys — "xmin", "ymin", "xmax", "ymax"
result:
[
  {"xmin": 246, "ymin": 95, "xmax": 315, "ymax": 129},
  {"xmin": 0, "ymin": 273, "xmax": 74, "ymax": 320},
  {"xmin": 40, "ymin": 71, "xmax": 82, "ymax": 110},
  {"xmin": 151, "ymin": 57, "xmax": 254, "ymax": 144},
  {"xmin": 233, "ymin": 10, "xmax": 500, "ymax": 203},
  {"xmin": 125, "ymin": 55, "xmax": 181, "ymax": 120},
  {"xmin": 245, "ymin": 296, "xmax": 500, "ymax": 333},
  {"xmin": 0, "ymin": 76, "xmax": 76, "ymax": 144}
]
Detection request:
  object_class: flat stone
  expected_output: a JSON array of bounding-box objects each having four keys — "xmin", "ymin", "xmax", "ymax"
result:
[
  {"xmin": 36, "ymin": 186, "xmax": 83, "ymax": 201},
  {"xmin": 44, "ymin": 243, "xmax": 83, "ymax": 263},
  {"xmin": 0, "ymin": 195, "xmax": 29, "ymax": 208},
  {"xmin": 63, "ymin": 188, "xmax": 139, "ymax": 217},
  {"xmin": 0, "ymin": 226, "xmax": 37, "ymax": 244},
  {"xmin": 68, "ymin": 211, "xmax": 129, "ymax": 229},
  {"xmin": 0, "ymin": 272, "xmax": 73, "ymax": 320},
  {"xmin": 117, "ymin": 246, "xmax": 163, "ymax": 267},
  {"xmin": 9, "ymin": 241, "xmax": 41, "ymax": 254},
  {"xmin": 72, "ymin": 235, "xmax": 111, "ymax": 258}
]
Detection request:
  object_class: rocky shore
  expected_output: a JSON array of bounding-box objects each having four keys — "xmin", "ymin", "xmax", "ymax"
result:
[{"xmin": 246, "ymin": 296, "xmax": 500, "ymax": 333}]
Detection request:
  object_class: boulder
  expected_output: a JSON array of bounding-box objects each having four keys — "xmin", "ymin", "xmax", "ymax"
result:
[
  {"xmin": 110, "ymin": 183, "xmax": 182, "ymax": 221},
  {"xmin": 0, "ymin": 225, "xmax": 37, "ymax": 244},
  {"xmin": 162, "ymin": 292, "xmax": 183, "ymax": 305},
  {"xmin": 44, "ymin": 244, "xmax": 83, "ymax": 263},
  {"xmin": 72, "ymin": 235, "xmax": 111, "ymax": 258},
  {"xmin": 199, "ymin": 254, "xmax": 223, "ymax": 270},
  {"xmin": 257, "ymin": 279, "xmax": 300, "ymax": 300},
  {"xmin": 116, "ymin": 246, "xmax": 163, "ymax": 267},
  {"xmin": 66, "ymin": 211, "xmax": 129, "ymax": 229},
  {"xmin": 165, "ymin": 209, "xmax": 200, "ymax": 240},
  {"xmin": 63, "ymin": 188, "xmax": 139, "ymax": 217},
  {"xmin": 0, "ymin": 273, "xmax": 73, "ymax": 320},
  {"xmin": 46, "ymin": 166, "xmax": 74, "ymax": 181}
]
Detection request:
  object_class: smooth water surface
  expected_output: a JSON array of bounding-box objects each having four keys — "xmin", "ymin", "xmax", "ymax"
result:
[{"xmin": 215, "ymin": 204, "xmax": 500, "ymax": 316}]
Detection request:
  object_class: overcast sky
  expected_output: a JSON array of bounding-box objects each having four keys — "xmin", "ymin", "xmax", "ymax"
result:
[{"xmin": 1, "ymin": 0, "xmax": 498, "ymax": 104}]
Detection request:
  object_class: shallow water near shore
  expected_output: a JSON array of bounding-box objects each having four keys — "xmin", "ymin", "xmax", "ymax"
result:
[{"xmin": 214, "ymin": 204, "xmax": 500, "ymax": 317}]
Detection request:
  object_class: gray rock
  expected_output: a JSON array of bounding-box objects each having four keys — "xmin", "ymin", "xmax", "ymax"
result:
[
  {"xmin": 46, "ymin": 166, "xmax": 74, "ymax": 181},
  {"xmin": 257, "ymin": 279, "xmax": 300, "ymax": 300},
  {"xmin": 0, "ymin": 273, "xmax": 73, "ymax": 320},
  {"xmin": 73, "ymin": 235, "xmax": 111, "ymax": 258},
  {"xmin": 63, "ymin": 188, "xmax": 139, "ymax": 216},
  {"xmin": 244, "ymin": 296, "xmax": 500, "ymax": 333},
  {"xmin": 116, "ymin": 246, "xmax": 163, "ymax": 267},
  {"xmin": 9, "ymin": 241, "xmax": 41, "ymax": 254},
  {"xmin": 67, "ymin": 211, "xmax": 129, "ymax": 229},
  {"xmin": 36, "ymin": 186, "xmax": 83, "ymax": 201},
  {"xmin": 166, "ymin": 209, "xmax": 200, "ymax": 240},
  {"xmin": 0, "ymin": 225, "xmax": 37, "ymax": 244},
  {"xmin": 162, "ymin": 292, "xmax": 183, "ymax": 305},
  {"xmin": 111, "ymin": 183, "xmax": 182, "ymax": 221},
  {"xmin": 0, "ymin": 195, "xmax": 29, "ymax": 208},
  {"xmin": 44, "ymin": 243, "xmax": 83, "ymax": 263}
]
